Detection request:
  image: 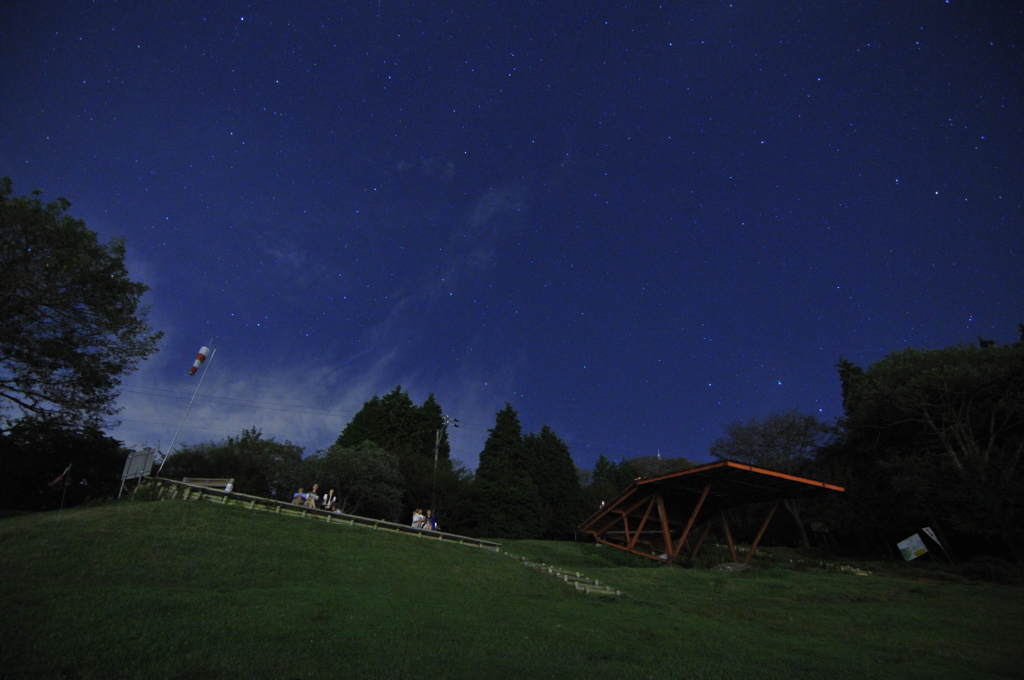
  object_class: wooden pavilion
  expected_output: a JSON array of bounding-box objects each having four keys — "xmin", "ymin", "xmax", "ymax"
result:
[{"xmin": 579, "ymin": 460, "xmax": 844, "ymax": 565}]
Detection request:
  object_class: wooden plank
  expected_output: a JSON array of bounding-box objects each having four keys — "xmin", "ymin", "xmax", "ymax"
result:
[{"xmin": 141, "ymin": 476, "xmax": 502, "ymax": 550}]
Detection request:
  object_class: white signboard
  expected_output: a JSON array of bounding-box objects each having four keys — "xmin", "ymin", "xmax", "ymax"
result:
[
  {"xmin": 121, "ymin": 448, "xmax": 156, "ymax": 482},
  {"xmin": 897, "ymin": 533, "xmax": 928, "ymax": 561}
]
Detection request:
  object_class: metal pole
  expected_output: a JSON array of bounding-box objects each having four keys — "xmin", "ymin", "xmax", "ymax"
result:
[
  {"xmin": 157, "ymin": 345, "xmax": 217, "ymax": 475},
  {"xmin": 431, "ymin": 429, "xmax": 442, "ymax": 515},
  {"xmin": 56, "ymin": 465, "xmax": 71, "ymax": 524},
  {"xmin": 430, "ymin": 415, "xmax": 457, "ymax": 518}
]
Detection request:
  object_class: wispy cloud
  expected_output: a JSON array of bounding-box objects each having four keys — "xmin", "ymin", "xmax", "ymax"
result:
[
  {"xmin": 109, "ymin": 174, "xmax": 544, "ymax": 469},
  {"xmin": 110, "ymin": 342, "xmax": 512, "ymax": 469}
]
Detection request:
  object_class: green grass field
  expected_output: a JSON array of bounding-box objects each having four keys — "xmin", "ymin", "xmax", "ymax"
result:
[{"xmin": 1, "ymin": 499, "xmax": 1021, "ymax": 679}]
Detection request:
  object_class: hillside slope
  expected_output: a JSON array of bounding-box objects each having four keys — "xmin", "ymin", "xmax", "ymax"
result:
[{"xmin": 2, "ymin": 500, "xmax": 1021, "ymax": 679}]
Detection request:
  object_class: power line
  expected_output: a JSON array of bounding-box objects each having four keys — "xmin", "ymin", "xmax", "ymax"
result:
[
  {"xmin": 120, "ymin": 384, "xmax": 360, "ymax": 419},
  {"xmin": 119, "ymin": 384, "xmax": 664, "ymax": 464},
  {"xmin": 115, "ymin": 416, "xmax": 297, "ymax": 441}
]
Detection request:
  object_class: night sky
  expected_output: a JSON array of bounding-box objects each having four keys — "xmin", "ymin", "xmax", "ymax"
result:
[{"xmin": 2, "ymin": 1, "xmax": 1021, "ymax": 470}]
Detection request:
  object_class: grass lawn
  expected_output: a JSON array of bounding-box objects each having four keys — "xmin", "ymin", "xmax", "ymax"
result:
[{"xmin": 1, "ymin": 499, "xmax": 1021, "ymax": 679}]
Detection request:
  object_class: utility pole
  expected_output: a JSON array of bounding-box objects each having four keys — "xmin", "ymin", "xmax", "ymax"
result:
[{"xmin": 431, "ymin": 414, "xmax": 458, "ymax": 516}]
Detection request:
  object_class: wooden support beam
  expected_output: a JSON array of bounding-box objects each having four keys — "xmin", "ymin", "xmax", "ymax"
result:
[
  {"xmin": 579, "ymin": 487, "xmax": 637, "ymax": 532},
  {"xmin": 595, "ymin": 537, "xmax": 670, "ymax": 562},
  {"xmin": 619, "ymin": 493, "xmax": 656, "ymax": 518},
  {"xmin": 690, "ymin": 519, "xmax": 715, "ymax": 558},
  {"xmin": 590, "ymin": 494, "xmax": 654, "ymax": 539},
  {"xmin": 720, "ymin": 512, "xmax": 738, "ymax": 563},
  {"xmin": 622, "ymin": 515, "xmax": 631, "ymax": 546},
  {"xmin": 627, "ymin": 497, "xmax": 657, "ymax": 551},
  {"xmin": 593, "ymin": 513, "xmax": 626, "ymax": 539},
  {"xmin": 670, "ymin": 482, "xmax": 711, "ymax": 560},
  {"xmin": 744, "ymin": 501, "xmax": 779, "ymax": 565},
  {"xmin": 655, "ymin": 494, "xmax": 673, "ymax": 556}
]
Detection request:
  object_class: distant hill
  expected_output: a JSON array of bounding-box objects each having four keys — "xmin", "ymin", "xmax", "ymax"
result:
[{"xmin": 627, "ymin": 455, "xmax": 695, "ymax": 479}]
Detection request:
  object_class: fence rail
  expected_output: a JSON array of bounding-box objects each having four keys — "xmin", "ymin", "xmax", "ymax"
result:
[{"xmin": 140, "ymin": 476, "xmax": 501, "ymax": 551}]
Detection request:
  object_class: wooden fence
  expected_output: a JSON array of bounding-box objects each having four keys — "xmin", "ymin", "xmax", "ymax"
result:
[{"xmin": 140, "ymin": 476, "xmax": 501, "ymax": 551}]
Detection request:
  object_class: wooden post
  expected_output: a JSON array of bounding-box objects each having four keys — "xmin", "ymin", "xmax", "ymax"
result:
[
  {"xmin": 671, "ymin": 483, "xmax": 711, "ymax": 559},
  {"xmin": 743, "ymin": 501, "xmax": 780, "ymax": 565},
  {"xmin": 720, "ymin": 512, "xmax": 738, "ymax": 563}
]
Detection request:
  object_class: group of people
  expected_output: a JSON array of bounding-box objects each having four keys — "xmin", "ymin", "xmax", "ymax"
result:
[
  {"xmin": 410, "ymin": 508, "xmax": 438, "ymax": 531},
  {"xmin": 291, "ymin": 483, "xmax": 337, "ymax": 512},
  {"xmin": 290, "ymin": 484, "xmax": 439, "ymax": 531}
]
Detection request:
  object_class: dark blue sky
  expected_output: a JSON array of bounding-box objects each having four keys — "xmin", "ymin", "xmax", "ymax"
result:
[{"xmin": 2, "ymin": 1, "xmax": 1021, "ymax": 469}]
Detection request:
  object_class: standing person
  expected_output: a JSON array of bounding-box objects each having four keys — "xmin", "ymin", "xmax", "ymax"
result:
[
  {"xmin": 411, "ymin": 508, "xmax": 425, "ymax": 529},
  {"xmin": 322, "ymin": 488, "xmax": 337, "ymax": 511}
]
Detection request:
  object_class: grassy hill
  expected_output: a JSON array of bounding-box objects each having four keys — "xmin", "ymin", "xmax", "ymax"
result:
[{"xmin": 1, "ymin": 499, "xmax": 1022, "ymax": 679}]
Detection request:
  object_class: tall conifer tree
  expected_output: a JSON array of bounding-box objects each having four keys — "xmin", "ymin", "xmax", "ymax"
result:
[
  {"xmin": 523, "ymin": 425, "xmax": 583, "ymax": 538},
  {"xmin": 474, "ymin": 404, "xmax": 543, "ymax": 538}
]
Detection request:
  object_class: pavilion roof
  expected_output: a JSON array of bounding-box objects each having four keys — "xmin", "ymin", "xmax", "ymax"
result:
[{"xmin": 579, "ymin": 460, "xmax": 844, "ymax": 564}]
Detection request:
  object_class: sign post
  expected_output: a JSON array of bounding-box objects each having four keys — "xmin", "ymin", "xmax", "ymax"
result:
[
  {"xmin": 897, "ymin": 533, "xmax": 929, "ymax": 561},
  {"xmin": 119, "ymin": 448, "xmax": 156, "ymax": 499}
]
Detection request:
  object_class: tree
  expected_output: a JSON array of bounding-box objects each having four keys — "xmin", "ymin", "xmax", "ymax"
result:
[
  {"xmin": 429, "ymin": 459, "xmax": 475, "ymax": 536},
  {"xmin": 628, "ymin": 454, "xmax": 695, "ymax": 479},
  {"xmin": 0, "ymin": 416, "xmax": 128, "ymax": 511},
  {"xmin": 709, "ymin": 410, "xmax": 838, "ymax": 547},
  {"xmin": 0, "ymin": 178, "xmax": 162, "ymax": 428},
  {"xmin": 582, "ymin": 454, "xmax": 640, "ymax": 516},
  {"xmin": 160, "ymin": 428, "xmax": 304, "ymax": 499},
  {"xmin": 474, "ymin": 403, "xmax": 544, "ymax": 538},
  {"xmin": 305, "ymin": 441, "xmax": 404, "ymax": 521},
  {"xmin": 523, "ymin": 425, "xmax": 583, "ymax": 538},
  {"xmin": 334, "ymin": 387, "xmax": 450, "ymax": 519},
  {"xmin": 831, "ymin": 333, "xmax": 1024, "ymax": 560}
]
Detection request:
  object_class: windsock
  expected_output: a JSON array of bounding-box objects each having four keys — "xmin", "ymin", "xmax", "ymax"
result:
[{"xmin": 189, "ymin": 346, "xmax": 211, "ymax": 376}]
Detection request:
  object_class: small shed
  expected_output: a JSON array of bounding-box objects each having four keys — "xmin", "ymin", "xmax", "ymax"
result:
[{"xmin": 579, "ymin": 460, "xmax": 844, "ymax": 564}]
